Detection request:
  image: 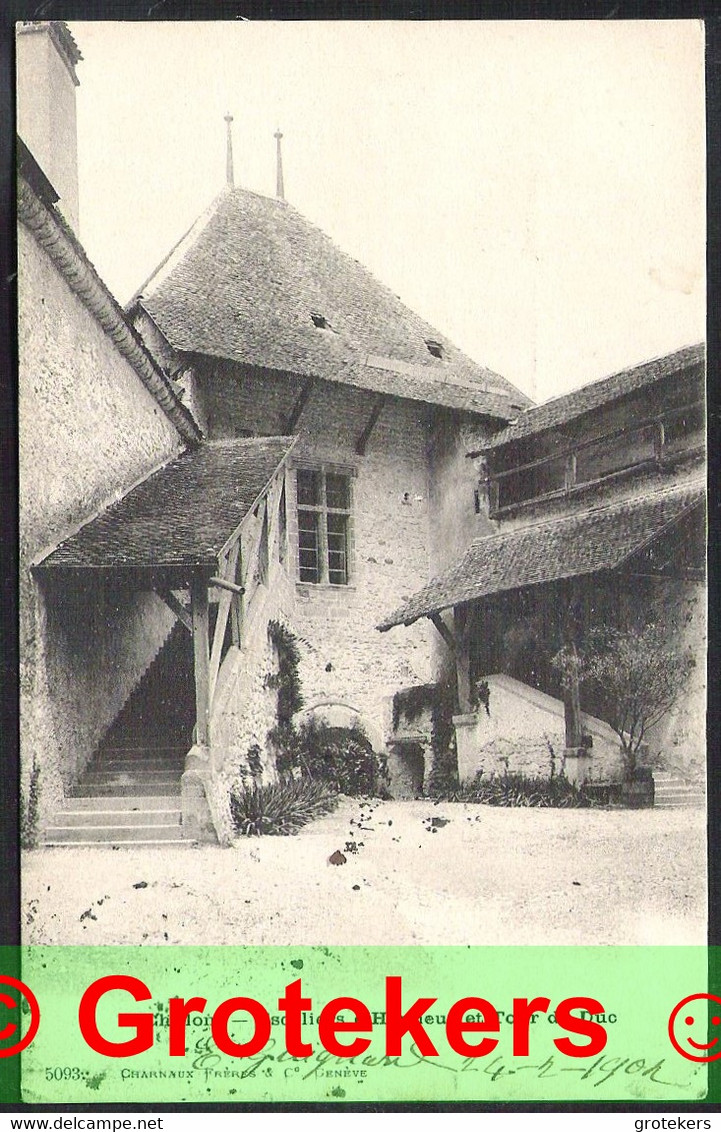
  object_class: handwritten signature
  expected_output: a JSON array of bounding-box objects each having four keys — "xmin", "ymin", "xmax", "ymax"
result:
[{"xmin": 190, "ymin": 1034, "xmax": 695, "ymax": 1091}]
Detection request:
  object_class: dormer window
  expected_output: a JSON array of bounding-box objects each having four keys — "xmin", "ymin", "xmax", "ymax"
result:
[
  {"xmin": 311, "ymin": 313, "xmax": 329, "ymax": 329},
  {"xmin": 425, "ymin": 339, "xmax": 443, "ymax": 359}
]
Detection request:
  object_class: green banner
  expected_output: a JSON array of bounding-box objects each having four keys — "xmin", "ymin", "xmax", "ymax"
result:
[{"xmin": 1, "ymin": 947, "xmax": 718, "ymax": 1104}]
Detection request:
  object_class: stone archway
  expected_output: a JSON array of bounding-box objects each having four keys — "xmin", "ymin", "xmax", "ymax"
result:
[
  {"xmin": 293, "ymin": 699, "xmax": 385, "ymax": 754},
  {"xmin": 292, "ymin": 699, "xmax": 388, "ymax": 796}
]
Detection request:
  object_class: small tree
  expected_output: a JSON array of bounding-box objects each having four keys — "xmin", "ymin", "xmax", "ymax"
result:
[{"xmin": 553, "ymin": 623, "xmax": 695, "ymax": 777}]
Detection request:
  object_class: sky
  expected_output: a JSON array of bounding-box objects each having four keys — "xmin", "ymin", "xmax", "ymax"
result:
[{"xmin": 67, "ymin": 19, "xmax": 705, "ymax": 402}]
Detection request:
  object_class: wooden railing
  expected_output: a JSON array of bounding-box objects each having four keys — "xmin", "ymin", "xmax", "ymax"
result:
[{"xmin": 154, "ymin": 464, "xmax": 289, "ymax": 749}]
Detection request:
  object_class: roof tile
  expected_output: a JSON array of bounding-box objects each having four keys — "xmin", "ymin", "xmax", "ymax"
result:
[
  {"xmin": 482, "ymin": 343, "xmax": 704, "ymax": 450},
  {"xmin": 378, "ymin": 481, "xmax": 705, "ymax": 629},
  {"xmin": 36, "ymin": 437, "xmax": 295, "ymax": 572},
  {"xmin": 138, "ymin": 188, "xmax": 530, "ymax": 419}
]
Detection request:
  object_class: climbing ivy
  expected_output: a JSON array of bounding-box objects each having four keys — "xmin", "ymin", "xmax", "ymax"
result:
[
  {"xmin": 266, "ymin": 619, "xmax": 304, "ymax": 726},
  {"xmin": 392, "ymin": 683, "xmax": 436, "ymax": 731}
]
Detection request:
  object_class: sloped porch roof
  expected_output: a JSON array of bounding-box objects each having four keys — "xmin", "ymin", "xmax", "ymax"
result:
[
  {"xmin": 378, "ymin": 482, "xmax": 705, "ymax": 630},
  {"xmin": 34, "ymin": 436, "xmax": 296, "ymax": 584}
]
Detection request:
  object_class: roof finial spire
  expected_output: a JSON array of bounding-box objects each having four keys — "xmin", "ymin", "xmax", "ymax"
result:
[
  {"xmin": 224, "ymin": 112, "xmax": 234, "ymax": 188},
  {"xmin": 274, "ymin": 128, "xmax": 285, "ymax": 200}
]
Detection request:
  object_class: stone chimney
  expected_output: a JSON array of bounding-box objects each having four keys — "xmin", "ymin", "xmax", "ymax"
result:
[{"xmin": 16, "ymin": 21, "xmax": 82, "ymax": 233}]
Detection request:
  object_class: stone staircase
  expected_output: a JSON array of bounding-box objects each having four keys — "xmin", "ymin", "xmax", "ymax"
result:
[
  {"xmin": 43, "ymin": 624, "xmax": 196, "ymax": 847},
  {"xmin": 44, "ymin": 748, "xmax": 186, "ymax": 846},
  {"xmin": 653, "ymin": 772, "xmax": 706, "ymax": 809}
]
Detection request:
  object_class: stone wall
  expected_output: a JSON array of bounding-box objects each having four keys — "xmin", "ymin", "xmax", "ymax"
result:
[
  {"xmin": 453, "ymin": 674, "xmax": 623, "ymax": 786},
  {"xmin": 197, "ymin": 365, "xmax": 437, "ymax": 739},
  {"xmin": 18, "ymin": 220, "xmax": 184, "ymax": 824},
  {"xmin": 427, "ymin": 410, "xmax": 499, "ymax": 674},
  {"xmin": 624, "ymin": 578, "xmax": 706, "ymax": 782}
]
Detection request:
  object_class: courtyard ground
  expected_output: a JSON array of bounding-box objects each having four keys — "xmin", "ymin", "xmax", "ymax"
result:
[{"xmin": 23, "ymin": 799, "xmax": 706, "ymax": 946}]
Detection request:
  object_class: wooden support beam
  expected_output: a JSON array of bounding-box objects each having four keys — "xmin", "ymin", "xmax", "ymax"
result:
[
  {"xmin": 156, "ymin": 589, "xmax": 192, "ymax": 633},
  {"xmin": 355, "ymin": 394, "xmax": 386, "ymax": 455},
  {"xmin": 453, "ymin": 606, "xmax": 473, "ymax": 713},
  {"xmin": 562, "ymin": 579, "xmax": 583, "ymax": 749},
  {"xmin": 284, "ymin": 378, "xmax": 315, "ymax": 433},
  {"xmin": 231, "ymin": 544, "xmax": 244, "ymax": 647},
  {"xmin": 191, "ymin": 573, "xmax": 211, "ymax": 746},
  {"xmin": 429, "ymin": 612, "xmax": 456, "ymax": 653},
  {"xmin": 209, "ymin": 576, "xmax": 245, "ymax": 595},
  {"xmin": 208, "ymin": 542, "xmax": 241, "ymax": 703}
]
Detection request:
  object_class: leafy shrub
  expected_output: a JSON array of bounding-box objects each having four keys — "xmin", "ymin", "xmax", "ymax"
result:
[
  {"xmin": 451, "ymin": 769, "xmax": 598, "ymax": 808},
  {"xmin": 553, "ymin": 622, "xmax": 696, "ymax": 776},
  {"xmin": 245, "ymin": 744, "xmax": 264, "ymax": 779},
  {"xmin": 427, "ymin": 744, "xmax": 460, "ymax": 799},
  {"xmin": 230, "ymin": 777, "xmax": 338, "ymax": 836},
  {"xmin": 272, "ymin": 719, "xmax": 390, "ymax": 797}
]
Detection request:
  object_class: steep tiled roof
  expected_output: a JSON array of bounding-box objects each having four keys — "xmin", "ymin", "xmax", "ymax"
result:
[
  {"xmin": 378, "ymin": 482, "xmax": 705, "ymax": 629},
  {"xmin": 482, "ymin": 343, "xmax": 705, "ymax": 451},
  {"xmin": 134, "ymin": 188, "xmax": 530, "ymax": 420},
  {"xmin": 35, "ymin": 437, "xmax": 295, "ymax": 573}
]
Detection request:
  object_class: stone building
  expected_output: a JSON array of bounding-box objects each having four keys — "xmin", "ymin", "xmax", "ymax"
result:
[
  {"xmin": 123, "ymin": 161, "xmax": 531, "ymax": 822},
  {"xmin": 17, "ymin": 21, "xmax": 534, "ymax": 844},
  {"xmin": 379, "ymin": 345, "xmax": 706, "ymax": 793},
  {"xmin": 18, "ymin": 22, "xmax": 705, "ymax": 845}
]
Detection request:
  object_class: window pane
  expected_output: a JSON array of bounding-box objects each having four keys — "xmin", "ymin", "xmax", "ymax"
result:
[
  {"xmin": 576, "ymin": 425, "xmax": 656, "ymax": 485},
  {"xmin": 327, "ymin": 513, "xmax": 348, "ymax": 585},
  {"xmin": 664, "ymin": 405, "xmax": 704, "ymax": 453},
  {"xmin": 297, "ymin": 509, "xmax": 320, "ymax": 583},
  {"xmin": 297, "ymin": 469, "xmax": 322, "ymax": 507},
  {"xmin": 325, "ymin": 472, "xmax": 350, "ymax": 511},
  {"xmin": 498, "ymin": 455, "xmax": 566, "ymax": 509}
]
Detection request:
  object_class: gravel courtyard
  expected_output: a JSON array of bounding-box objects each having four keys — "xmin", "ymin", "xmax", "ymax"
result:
[{"xmin": 23, "ymin": 799, "xmax": 706, "ymax": 946}]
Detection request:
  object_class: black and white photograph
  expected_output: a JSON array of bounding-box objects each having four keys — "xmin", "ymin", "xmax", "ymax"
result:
[{"xmin": 16, "ymin": 18, "xmax": 707, "ymax": 952}]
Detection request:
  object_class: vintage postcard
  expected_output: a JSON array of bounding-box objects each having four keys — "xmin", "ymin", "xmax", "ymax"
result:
[{"xmin": 11, "ymin": 18, "xmax": 710, "ymax": 1107}]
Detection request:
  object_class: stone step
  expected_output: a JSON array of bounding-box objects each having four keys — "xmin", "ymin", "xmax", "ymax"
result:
[
  {"xmin": 96, "ymin": 758, "xmax": 184, "ymax": 770},
  {"xmin": 655, "ymin": 798, "xmax": 706, "ymax": 809},
  {"xmin": 66, "ymin": 795, "xmax": 181, "ymax": 811},
  {"xmin": 655, "ymin": 784, "xmax": 705, "ymax": 793},
  {"xmin": 654, "ymin": 776, "xmax": 705, "ymax": 787},
  {"xmin": 655, "ymin": 786, "xmax": 705, "ymax": 796},
  {"xmin": 99, "ymin": 746, "xmax": 187, "ymax": 755},
  {"xmin": 82, "ymin": 768, "xmax": 183, "ymax": 782},
  {"xmin": 43, "ymin": 823, "xmax": 186, "ymax": 845},
  {"xmin": 71, "ymin": 782, "xmax": 181, "ymax": 798},
  {"xmin": 55, "ymin": 808, "xmax": 181, "ymax": 828},
  {"xmin": 655, "ymin": 788, "xmax": 706, "ymax": 799},
  {"xmin": 44, "ymin": 837, "xmax": 191, "ymax": 848}
]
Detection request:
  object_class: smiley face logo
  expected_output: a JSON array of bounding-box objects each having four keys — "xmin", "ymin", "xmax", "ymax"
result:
[
  {"xmin": 0, "ymin": 975, "xmax": 41, "ymax": 1058},
  {"xmin": 668, "ymin": 994, "xmax": 721, "ymax": 1062}
]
